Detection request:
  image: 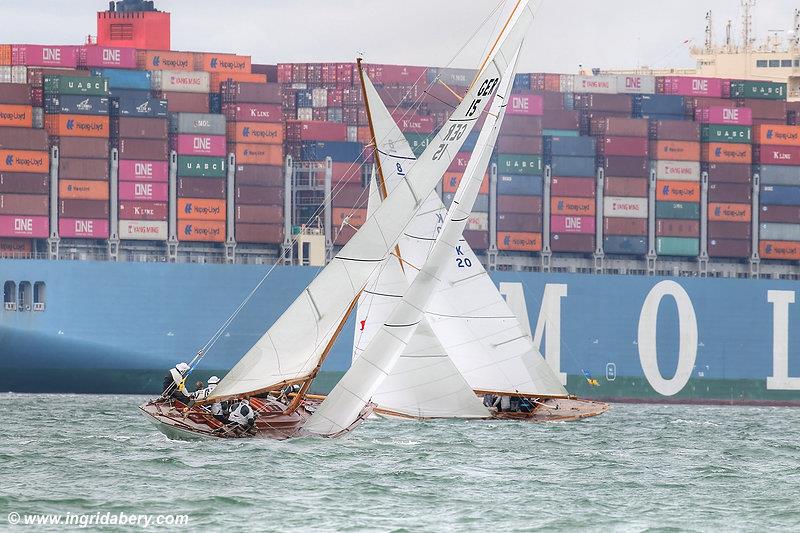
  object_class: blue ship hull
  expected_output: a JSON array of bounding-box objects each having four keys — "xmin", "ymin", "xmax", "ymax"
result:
[{"xmin": 1, "ymin": 259, "xmax": 799, "ymax": 404}]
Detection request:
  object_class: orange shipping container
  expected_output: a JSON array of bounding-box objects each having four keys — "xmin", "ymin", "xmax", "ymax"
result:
[
  {"xmin": 708, "ymin": 202, "xmax": 751, "ymax": 222},
  {"xmin": 442, "ymin": 171, "xmax": 489, "ymax": 194},
  {"xmin": 226, "ymin": 122, "xmax": 284, "ymax": 145},
  {"xmin": 233, "ymin": 143, "xmax": 283, "ymax": 165},
  {"xmin": 702, "ymin": 143, "xmax": 752, "ymax": 164},
  {"xmin": 497, "ymin": 231, "xmax": 542, "ymax": 252},
  {"xmin": 0, "ymin": 104, "xmax": 33, "ymax": 127},
  {"xmin": 0, "ymin": 238, "xmax": 32, "ymax": 256},
  {"xmin": 759, "ymin": 240, "xmax": 800, "ymax": 260},
  {"xmin": 356, "ymin": 126, "xmax": 371, "ymax": 144},
  {"xmin": 0, "ymin": 45, "xmax": 11, "ymax": 66},
  {"xmin": 332, "ymin": 207, "xmax": 367, "ymax": 228},
  {"xmin": 139, "ymin": 50, "xmax": 194, "ymax": 71},
  {"xmin": 178, "ymin": 220, "xmax": 225, "ymax": 242},
  {"xmin": 754, "ymin": 125, "xmax": 800, "ymax": 147},
  {"xmin": 0, "ymin": 149, "xmax": 48, "ymax": 173},
  {"xmin": 195, "ymin": 52, "xmax": 252, "ymax": 73},
  {"xmin": 177, "ymin": 198, "xmax": 226, "ymax": 222},
  {"xmin": 45, "ymin": 114, "xmax": 109, "ymax": 138},
  {"xmin": 550, "ymin": 196, "xmax": 596, "ymax": 216},
  {"xmin": 59, "ymin": 180, "xmax": 108, "ymax": 200},
  {"xmin": 210, "ymin": 72, "xmax": 265, "ymax": 90},
  {"xmin": 656, "ymin": 180, "xmax": 701, "ymax": 202},
  {"xmin": 650, "ymin": 140, "xmax": 701, "ymax": 162}
]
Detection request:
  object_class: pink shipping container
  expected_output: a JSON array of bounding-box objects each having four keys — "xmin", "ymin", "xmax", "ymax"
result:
[
  {"xmin": 82, "ymin": 46, "xmax": 137, "ymax": 69},
  {"xmin": 599, "ymin": 136, "xmax": 649, "ymax": 157},
  {"xmin": 550, "ymin": 215, "xmax": 596, "ymax": 234},
  {"xmin": 659, "ymin": 76, "xmax": 725, "ymax": 97},
  {"xmin": 507, "ymin": 95, "xmax": 544, "ymax": 116},
  {"xmin": 695, "ymin": 106, "xmax": 753, "ymax": 126},
  {"xmin": 0, "ymin": 214, "xmax": 48, "ymax": 237},
  {"xmin": 59, "ymin": 218, "xmax": 109, "ymax": 238},
  {"xmin": 119, "ymin": 181, "xmax": 168, "ymax": 202},
  {"xmin": 118, "ymin": 160, "xmax": 169, "ymax": 182},
  {"xmin": 551, "ymin": 177, "xmax": 595, "ymax": 198},
  {"xmin": 12, "ymin": 45, "xmax": 79, "ymax": 68},
  {"xmin": 223, "ymin": 103, "xmax": 282, "ymax": 123},
  {"xmin": 119, "ymin": 201, "xmax": 168, "ymax": 221},
  {"xmin": 176, "ymin": 134, "xmax": 226, "ymax": 157}
]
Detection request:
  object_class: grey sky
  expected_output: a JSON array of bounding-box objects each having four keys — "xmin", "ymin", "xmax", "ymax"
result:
[{"xmin": 2, "ymin": 1, "xmax": 797, "ymax": 72}]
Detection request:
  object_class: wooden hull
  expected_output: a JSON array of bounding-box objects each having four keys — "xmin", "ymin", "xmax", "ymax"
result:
[{"xmin": 139, "ymin": 397, "xmax": 372, "ymax": 440}]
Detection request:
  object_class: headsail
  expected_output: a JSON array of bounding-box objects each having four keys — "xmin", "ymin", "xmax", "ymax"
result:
[
  {"xmin": 305, "ymin": 4, "xmax": 536, "ymax": 434},
  {"xmin": 207, "ymin": 8, "xmax": 514, "ymax": 403}
]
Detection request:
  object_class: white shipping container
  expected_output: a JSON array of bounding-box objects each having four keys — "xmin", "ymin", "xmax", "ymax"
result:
[
  {"xmin": 467, "ymin": 212, "xmax": 489, "ymax": 231},
  {"xmin": 290, "ymin": 82, "xmax": 308, "ymax": 90},
  {"xmin": 559, "ymin": 74, "xmax": 574, "ymax": 93},
  {"xmin": 616, "ymin": 75, "xmax": 656, "ymax": 94},
  {"xmin": 654, "ymin": 160, "xmax": 701, "ymax": 182},
  {"xmin": 573, "ymin": 75, "xmax": 618, "ymax": 94},
  {"xmin": 346, "ymin": 126, "xmax": 358, "ymax": 143},
  {"xmin": 119, "ymin": 220, "xmax": 168, "ymax": 240},
  {"xmin": 312, "ymin": 88, "xmax": 328, "ymax": 108},
  {"xmin": 151, "ymin": 70, "xmax": 210, "ymax": 93},
  {"xmin": 296, "ymin": 107, "xmax": 313, "ymax": 121},
  {"xmin": 0, "ymin": 67, "xmax": 11, "ymax": 83},
  {"xmin": 604, "ymin": 196, "xmax": 648, "ymax": 218},
  {"xmin": 760, "ymin": 222, "xmax": 800, "ymax": 241}
]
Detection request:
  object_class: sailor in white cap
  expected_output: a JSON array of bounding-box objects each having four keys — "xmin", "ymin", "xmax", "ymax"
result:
[{"xmin": 162, "ymin": 362, "xmax": 192, "ymax": 404}]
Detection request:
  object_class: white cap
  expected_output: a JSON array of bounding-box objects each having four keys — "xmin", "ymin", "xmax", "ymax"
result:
[
  {"xmin": 208, "ymin": 376, "xmax": 220, "ymax": 385},
  {"xmin": 176, "ymin": 362, "xmax": 190, "ymax": 374}
]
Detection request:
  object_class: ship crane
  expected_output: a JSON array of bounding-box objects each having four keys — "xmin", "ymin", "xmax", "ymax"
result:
[{"xmin": 741, "ymin": 0, "xmax": 756, "ymax": 52}]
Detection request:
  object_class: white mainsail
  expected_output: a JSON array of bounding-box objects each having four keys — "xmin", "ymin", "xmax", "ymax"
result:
[
  {"xmin": 306, "ymin": 11, "xmax": 536, "ymax": 435},
  {"xmin": 208, "ymin": 6, "xmax": 518, "ymax": 403}
]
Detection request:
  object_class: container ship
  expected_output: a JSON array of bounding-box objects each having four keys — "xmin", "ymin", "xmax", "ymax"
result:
[{"xmin": 1, "ymin": 0, "xmax": 799, "ymax": 405}]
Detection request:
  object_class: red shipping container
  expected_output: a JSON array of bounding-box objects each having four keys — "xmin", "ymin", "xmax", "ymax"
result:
[
  {"xmin": 53, "ymin": 137, "xmax": 109, "ymax": 159},
  {"xmin": 589, "ymin": 117, "xmax": 648, "ymax": 137},
  {"xmin": 708, "ymin": 182, "xmax": 751, "ymax": 203},
  {"xmin": 551, "ymin": 215, "xmax": 595, "ymax": 234},
  {"xmin": 0, "ymin": 238, "xmax": 32, "ymax": 256},
  {"xmin": 0, "ymin": 85, "xmax": 33, "ymax": 106},
  {"xmin": 754, "ymin": 145, "xmax": 800, "ymax": 166},
  {"xmin": 550, "ymin": 233, "xmax": 595, "ymax": 252},
  {"xmin": 541, "ymin": 110, "xmax": 580, "ymax": 130},
  {"xmin": 498, "ymin": 195, "xmax": 542, "ymax": 213},
  {"xmin": 551, "ymin": 177, "xmax": 595, "ymax": 198},
  {"xmin": 286, "ymin": 121, "xmax": 347, "ymax": 142},
  {"xmin": 604, "ymin": 217, "xmax": 647, "ymax": 236},
  {"xmin": 331, "ymin": 184, "xmax": 367, "ymax": 208},
  {"xmin": 740, "ymin": 99, "xmax": 787, "ymax": 121},
  {"xmin": 760, "ymin": 204, "xmax": 800, "ymax": 224},
  {"xmin": 236, "ymin": 185, "xmax": 284, "ymax": 205},
  {"xmin": 602, "ymin": 156, "xmax": 648, "ymax": 178},
  {"xmin": 604, "ymin": 176, "xmax": 647, "ymax": 197},
  {"xmin": 656, "ymin": 219, "xmax": 699, "ymax": 237},
  {"xmin": 177, "ymin": 177, "xmax": 225, "ymax": 199},
  {"xmin": 391, "ymin": 112, "xmax": 435, "ymax": 134},
  {"xmin": 119, "ymin": 201, "xmax": 168, "ymax": 221},
  {"xmin": 709, "ymin": 238, "xmax": 751, "ymax": 258},
  {"xmin": 649, "ymin": 120, "xmax": 701, "ymax": 141},
  {"xmin": 59, "ymin": 218, "xmax": 109, "ymax": 239},
  {"xmin": 235, "ymin": 205, "xmax": 282, "ymax": 224},
  {"xmin": 118, "ymin": 138, "xmax": 168, "ymax": 161},
  {"xmin": 447, "ymin": 152, "xmax": 472, "ymax": 173},
  {"xmin": 0, "ymin": 214, "xmax": 48, "ymax": 237},
  {"xmin": 705, "ymin": 162, "xmax": 752, "ymax": 183},
  {"xmin": 117, "ymin": 117, "xmax": 168, "ymax": 140},
  {"xmin": 236, "ymin": 223, "xmax": 284, "ymax": 244},
  {"xmin": 497, "ymin": 213, "xmax": 541, "ymax": 232},
  {"xmin": 500, "ymin": 116, "xmax": 543, "ymax": 136},
  {"xmin": 59, "ymin": 199, "xmax": 108, "ymax": 219},
  {"xmin": 709, "ymin": 221, "xmax": 751, "ymax": 239},
  {"xmin": 0, "ymin": 194, "xmax": 47, "ymax": 216},
  {"xmin": 223, "ymin": 103, "xmax": 282, "ymax": 123},
  {"xmin": 158, "ymin": 92, "xmax": 209, "ymax": 113},
  {"xmin": 599, "ymin": 136, "xmax": 649, "ymax": 157},
  {"xmin": 463, "ymin": 230, "xmax": 489, "ymax": 250},
  {"xmin": 59, "ymin": 158, "xmax": 109, "ymax": 181},
  {"xmin": 235, "ymin": 164, "xmax": 283, "ymax": 187},
  {"xmin": 497, "ymin": 135, "xmax": 542, "ymax": 155},
  {"xmin": 0, "ymin": 172, "xmax": 48, "ymax": 194}
]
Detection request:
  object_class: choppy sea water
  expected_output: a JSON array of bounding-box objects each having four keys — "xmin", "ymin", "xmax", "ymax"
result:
[{"xmin": 1, "ymin": 394, "xmax": 800, "ymax": 532}]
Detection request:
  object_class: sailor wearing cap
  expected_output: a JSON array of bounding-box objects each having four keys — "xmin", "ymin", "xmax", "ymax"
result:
[{"xmin": 162, "ymin": 362, "xmax": 193, "ymax": 404}]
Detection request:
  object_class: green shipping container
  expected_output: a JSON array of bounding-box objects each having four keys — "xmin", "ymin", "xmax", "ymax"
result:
[
  {"xmin": 177, "ymin": 156, "xmax": 226, "ymax": 178},
  {"xmin": 497, "ymin": 154, "xmax": 543, "ymax": 175},
  {"xmin": 404, "ymin": 133, "xmax": 435, "ymax": 157},
  {"xmin": 657, "ymin": 237, "xmax": 699, "ymax": 257},
  {"xmin": 542, "ymin": 129, "xmax": 579, "ymax": 137},
  {"xmin": 701, "ymin": 125, "xmax": 752, "ymax": 144},
  {"xmin": 729, "ymin": 80, "xmax": 787, "ymax": 100},
  {"xmin": 656, "ymin": 201, "xmax": 700, "ymax": 220},
  {"xmin": 44, "ymin": 76, "xmax": 109, "ymax": 96}
]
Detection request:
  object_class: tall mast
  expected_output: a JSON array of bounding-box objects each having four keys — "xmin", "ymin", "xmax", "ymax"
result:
[{"xmin": 704, "ymin": 11, "xmax": 714, "ymax": 52}]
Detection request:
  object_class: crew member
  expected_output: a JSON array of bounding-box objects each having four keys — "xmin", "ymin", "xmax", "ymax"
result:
[
  {"xmin": 228, "ymin": 399, "xmax": 256, "ymax": 428},
  {"xmin": 162, "ymin": 362, "xmax": 192, "ymax": 404}
]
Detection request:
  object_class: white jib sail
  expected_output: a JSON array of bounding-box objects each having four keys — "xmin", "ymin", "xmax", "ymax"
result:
[
  {"xmin": 361, "ymin": 67, "xmax": 566, "ymax": 399},
  {"xmin": 306, "ymin": 9, "xmax": 536, "ymax": 435},
  {"xmin": 354, "ymin": 162, "xmax": 489, "ymax": 419},
  {"xmin": 208, "ymin": 6, "xmax": 520, "ymax": 402}
]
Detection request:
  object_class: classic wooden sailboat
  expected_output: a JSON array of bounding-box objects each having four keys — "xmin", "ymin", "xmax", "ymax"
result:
[
  {"xmin": 328, "ymin": 6, "xmax": 608, "ymax": 426},
  {"xmin": 140, "ymin": 0, "xmax": 536, "ymax": 440}
]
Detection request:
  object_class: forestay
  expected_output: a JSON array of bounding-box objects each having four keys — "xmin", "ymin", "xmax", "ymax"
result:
[
  {"xmin": 208, "ymin": 9, "xmax": 512, "ymax": 403},
  {"xmin": 305, "ymin": 1, "xmax": 538, "ymax": 435}
]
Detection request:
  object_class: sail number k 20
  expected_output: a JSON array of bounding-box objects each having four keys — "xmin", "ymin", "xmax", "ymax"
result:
[{"xmin": 431, "ymin": 77, "xmax": 500, "ymax": 161}]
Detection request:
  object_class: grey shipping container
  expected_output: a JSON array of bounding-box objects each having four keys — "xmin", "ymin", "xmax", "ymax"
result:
[
  {"xmin": 170, "ymin": 112, "xmax": 226, "ymax": 135},
  {"xmin": 443, "ymin": 193, "xmax": 489, "ymax": 212},
  {"xmin": 0, "ymin": 126, "xmax": 48, "ymax": 150},
  {"xmin": 0, "ymin": 172, "xmax": 48, "ymax": 194},
  {"xmin": 497, "ymin": 175, "xmax": 543, "ymax": 196},
  {"xmin": 760, "ymin": 222, "xmax": 800, "ymax": 241},
  {"xmin": 549, "ymin": 156, "xmax": 596, "ymax": 177},
  {"xmin": 59, "ymin": 158, "xmax": 109, "ymax": 181},
  {"xmin": 757, "ymin": 165, "xmax": 800, "ymax": 186},
  {"xmin": 604, "ymin": 235, "xmax": 647, "ymax": 255}
]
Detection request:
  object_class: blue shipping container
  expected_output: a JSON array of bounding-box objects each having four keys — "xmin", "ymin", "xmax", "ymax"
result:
[
  {"xmin": 45, "ymin": 95, "xmax": 109, "ymax": 116},
  {"xmin": 209, "ymin": 93, "xmax": 222, "ymax": 114},
  {"xmin": 107, "ymin": 88, "xmax": 151, "ymax": 100},
  {"xmin": 546, "ymin": 136, "xmax": 596, "ymax": 157},
  {"xmin": 512, "ymin": 73, "xmax": 531, "ymax": 91},
  {"xmin": 760, "ymin": 184, "xmax": 800, "ymax": 206},
  {"xmin": 497, "ymin": 174, "xmax": 543, "ymax": 196},
  {"xmin": 604, "ymin": 236, "xmax": 647, "ymax": 255},
  {"xmin": 295, "ymin": 91, "xmax": 313, "ymax": 108},
  {"xmin": 635, "ymin": 94, "xmax": 685, "ymax": 116},
  {"xmin": 757, "ymin": 165, "xmax": 800, "ymax": 186},
  {"xmin": 549, "ymin": 155, "xmax": 596, "ymax": 177},
  {"xmin": 113, "ymin": 97, "xmax": 168, "ymax": 118},
  {"xmin": 300, "ymin": 141, "xmax": 363, "ymax": 162},
  {"xmin": 92, "ymin": 68, "xmax": 152, "ymax": 90}
]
